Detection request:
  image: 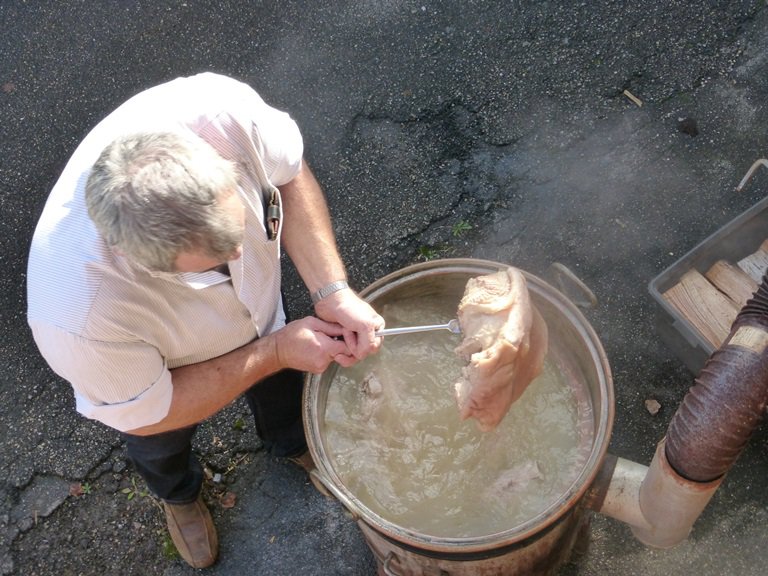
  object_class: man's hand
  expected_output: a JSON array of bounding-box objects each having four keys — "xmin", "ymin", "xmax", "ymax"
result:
[
  {"xmin": 271, "ymin": 316, "xmax": 357, "ymax": 373},
  {"xmin": 314, "ymin": 288, "xmax": 384, "ymax": 361},
  {"xmin": 277, "ymin": 162, "xmax": 384, "ymax": 363}
]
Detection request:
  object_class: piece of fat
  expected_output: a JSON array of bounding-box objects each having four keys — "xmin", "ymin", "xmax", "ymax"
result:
[{"xmin": 453, "ymin": 267, "xmax": 548, "ymax": 431}]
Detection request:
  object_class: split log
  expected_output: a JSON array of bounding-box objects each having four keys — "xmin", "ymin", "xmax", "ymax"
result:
[
  {"xmin": 737, "ymin": 242, "xmax": 768, "ymax": 283},
  {"xmin": 662, "ymin": 268, "xmax": 740, "ymax": 348},
  {"xmin": 705, "ymin": 260, "xmax": 759, "ymax": 308}
]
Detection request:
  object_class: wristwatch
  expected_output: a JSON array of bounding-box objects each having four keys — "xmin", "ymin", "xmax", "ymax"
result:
[{"xmin": 311, "ymin": 280, "xmax": 349, "ymax": 304}]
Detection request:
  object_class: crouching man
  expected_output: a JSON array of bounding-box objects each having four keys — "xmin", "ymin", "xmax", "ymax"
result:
[{"xmin": 26, "ymin": 72, "xmax": 383, "ymax": 568}]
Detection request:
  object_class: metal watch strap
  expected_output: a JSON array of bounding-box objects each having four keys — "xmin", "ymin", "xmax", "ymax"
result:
[{"xmin": 311, "ymin": 280, "xmax": 349, "ymax": 304}]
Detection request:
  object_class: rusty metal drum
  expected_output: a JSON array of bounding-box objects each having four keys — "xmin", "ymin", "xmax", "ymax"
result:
[{"xmin": 303, "ymin": 259, "xmax": 614, "ymax": 576}]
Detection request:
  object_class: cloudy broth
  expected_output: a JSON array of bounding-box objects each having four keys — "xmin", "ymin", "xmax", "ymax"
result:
[{"xmin": 323, "ymin": 296, "xmax": 593, "ymax": 537}]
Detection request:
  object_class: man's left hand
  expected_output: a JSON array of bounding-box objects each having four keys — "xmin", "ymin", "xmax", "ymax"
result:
[{"xmin": 314, "ymin": 288, "xmax": 384, "ymax": 361}]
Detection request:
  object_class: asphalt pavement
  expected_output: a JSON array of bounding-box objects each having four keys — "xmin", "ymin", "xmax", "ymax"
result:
[{"xmin": 1, "ymin": 1, "xmax": 767, "ymax": 575}]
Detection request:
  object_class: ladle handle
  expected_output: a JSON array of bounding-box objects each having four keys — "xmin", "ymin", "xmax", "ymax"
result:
[
  {"xmin": 375, "ymin": 323, "xmax": 451, "ymax": 336},
  {"xmin": 375, "ymin": 319, "xmax": 460, "ymax": 337}
]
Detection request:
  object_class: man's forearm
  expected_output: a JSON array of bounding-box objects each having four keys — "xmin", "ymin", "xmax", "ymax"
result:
[
  {"xmin": 279, "ymin": 161, "xmax": 348, "ymax": 293},
  {"xmin": 125, "ymin": 335, "xmax": 282, "ymax": 436}
]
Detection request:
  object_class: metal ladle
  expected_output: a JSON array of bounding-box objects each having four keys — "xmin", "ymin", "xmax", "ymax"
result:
[{"xmin": 375, "ymin": 319, "xmax": 461, "ymax": 337}]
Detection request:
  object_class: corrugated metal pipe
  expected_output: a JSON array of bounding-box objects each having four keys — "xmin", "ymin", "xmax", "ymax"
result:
[
  {"xmin": 631, "ymin": 272, "xmax": 768, "ymax": 547},
  {"xmin": 665, "ymin": 271, "xmax": 768, "ymax": 482}
]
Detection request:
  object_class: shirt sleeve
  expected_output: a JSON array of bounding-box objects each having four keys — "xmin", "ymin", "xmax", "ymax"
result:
[
  {"xmin": 188, "ymin": 73, "xmax": 304, "ymax": 185},
  {"xmin": 249, "ymin": 106, "xmax": 304, "ymax": 186},
  {"xmin": 29, "ymin": 321, "xmax": 173, "ymax": 432}
]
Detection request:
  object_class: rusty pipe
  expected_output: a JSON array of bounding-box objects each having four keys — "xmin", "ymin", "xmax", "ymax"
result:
[
  {"xmin": 629, "ymin": 273, "xmax": 768, "ymax": 547},
  {"xmin": 665, "ymin": 272, "xmax": 768, "ymax": 482}
]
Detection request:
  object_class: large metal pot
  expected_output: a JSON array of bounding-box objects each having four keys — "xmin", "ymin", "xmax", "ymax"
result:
[{"xmin": 303, "ymin": 258, "xmax": 615, "ymax": 575}]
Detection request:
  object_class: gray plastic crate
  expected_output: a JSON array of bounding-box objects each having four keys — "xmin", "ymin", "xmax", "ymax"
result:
[{"xmin": 648, "ymin": 195, "xmax": 768, "ymax": 374}]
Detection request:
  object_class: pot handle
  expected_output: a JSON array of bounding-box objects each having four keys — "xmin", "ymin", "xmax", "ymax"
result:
[
  {"xmin": 382, "ymin": 552, "xmax": 402, "ymax": 576},
  {"xmin": 546, "ymin": 262, "xmax": 598, "ymax": 309}
]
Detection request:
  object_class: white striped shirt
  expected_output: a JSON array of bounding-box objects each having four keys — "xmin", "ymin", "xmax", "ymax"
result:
[{"xmin": 27, "ymin": 73, "xmax": 303, "ymax": 432}]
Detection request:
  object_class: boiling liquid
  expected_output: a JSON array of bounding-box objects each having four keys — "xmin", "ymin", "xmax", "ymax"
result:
[{"xmin": 323, "ymin": 296, "xmax": 594, "ymax": 538}]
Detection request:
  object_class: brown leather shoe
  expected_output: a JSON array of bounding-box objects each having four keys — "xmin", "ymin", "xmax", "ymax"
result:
[
  {"xmin": 287, "ymin": 451, "xmax": 333, "ymax": 497},
  {"xmin": 163, "ymin": 494, "xmax": 218, "ymax": 568},
  {"xmin": 287, "ymin": 450, "xmax": 316, "ymax": 473}
]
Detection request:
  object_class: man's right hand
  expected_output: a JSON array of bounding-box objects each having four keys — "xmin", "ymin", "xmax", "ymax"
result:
[{"xmin": 271, "ymin": 316, "xmax": 356, "ymax": 374}]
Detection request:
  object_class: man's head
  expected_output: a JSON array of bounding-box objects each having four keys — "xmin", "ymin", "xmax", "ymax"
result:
[{"xmin": 85, "ymin": 132, "xmax": 245, "ymax": 272}]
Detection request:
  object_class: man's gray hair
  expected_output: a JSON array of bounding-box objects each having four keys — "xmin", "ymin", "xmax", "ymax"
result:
[{"xmin": 86, "ymin": 132, "xmax": 243, "ymax": 271}]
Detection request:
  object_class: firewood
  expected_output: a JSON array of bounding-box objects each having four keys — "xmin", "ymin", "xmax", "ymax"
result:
[
  {"xmin": 737, "ymin": 248, "xmax": 768, "ymax": 283},
  {"xmin": 662, "ymin": 269, "xmax": 739, "ymax": 348},
  {"xmin": 705, "ymin": 260, "xmax": 759, "ymax": 308}
]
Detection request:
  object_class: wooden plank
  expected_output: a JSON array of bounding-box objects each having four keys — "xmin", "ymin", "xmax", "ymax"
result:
[
  {"xmin": 662, "ymin": 268, "xmax": 739, "ymax": 348},
  {"xmin": 737, "ymin": 248, "xmax": 768, "ymax": 283},
  {"xmin": 705, "ymin": 260, "xmax": 758, "ymax": 308}
]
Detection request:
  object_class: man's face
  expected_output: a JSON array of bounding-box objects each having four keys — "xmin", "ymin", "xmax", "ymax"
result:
[{"xmin": 173, "ymin": 190, "xmax": 246, "ymax": 273}]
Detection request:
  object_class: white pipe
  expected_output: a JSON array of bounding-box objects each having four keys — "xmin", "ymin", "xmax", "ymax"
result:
[
  {"xmin": 590, "ymin": 457, "xmax": 651, "ymax": 532},
  {"xmin": 630, "ymin": 439, "xmax": 724, "ymax": 548},
  {"xmin": 590, "ymin": 439, "xmax": 724, "ymax": 548}
]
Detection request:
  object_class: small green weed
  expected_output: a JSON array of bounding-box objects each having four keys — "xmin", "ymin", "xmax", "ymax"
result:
[
  {"xmin": 121, "ymin": 477, "xmax": 149, "ymax": 501},
  {"xmin": 418, "ymin": 246, "xmax": 440, "ymax": 260},
  {"xmin": 451, "ymin": 221, "xmax": 472, "ymax": 237},
  {"xmin": 161, "ymin": 532, "xmax": 180, "ymax": 560}
]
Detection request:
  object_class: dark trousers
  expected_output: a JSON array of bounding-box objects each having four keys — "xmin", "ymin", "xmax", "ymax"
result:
[{"xmin": 122, "ymin": 368, "xmax": 306, "ymax": 503}]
